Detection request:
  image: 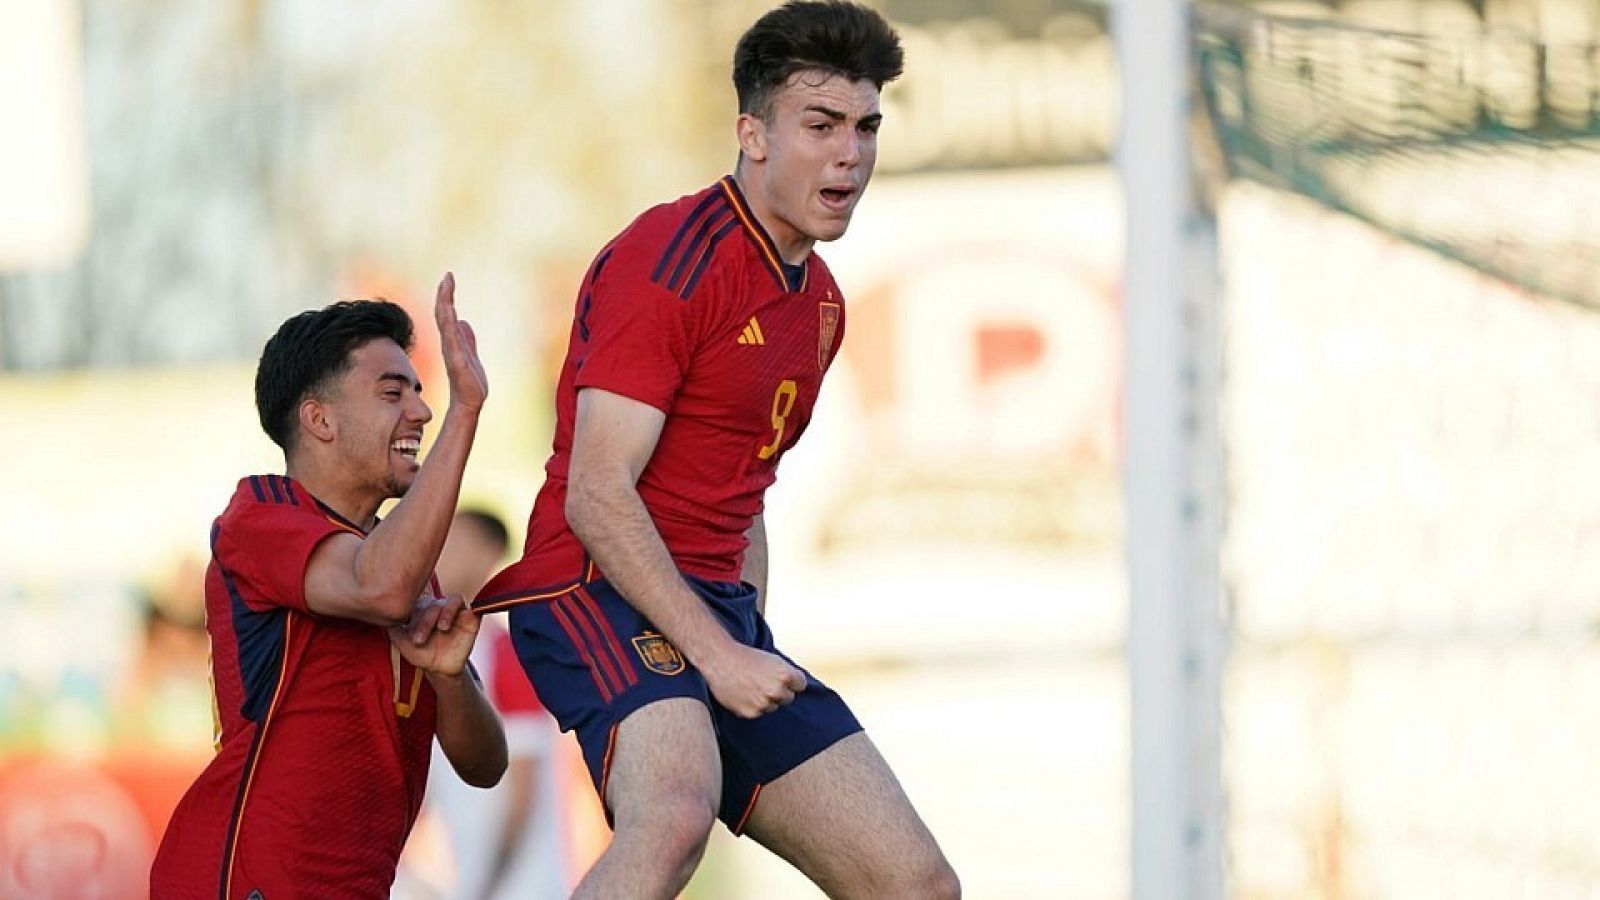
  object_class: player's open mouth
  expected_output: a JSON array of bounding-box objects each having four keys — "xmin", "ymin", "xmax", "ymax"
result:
[
  {"xmin": 819, "ymin": 187, "xmax": 855, "ymax": 209},
  {"xmin": 391, "ymin": 438, "xmax": 420, "ymax": 460}
]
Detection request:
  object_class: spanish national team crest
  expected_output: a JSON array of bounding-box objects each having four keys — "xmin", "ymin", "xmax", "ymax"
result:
[
  {"xmin": 632, "ymin": 631, "xmax": 686, "ymax": 675},
  {"xmin": 818, "ymin": 301, "xmax": 841, "ymax": 370}
]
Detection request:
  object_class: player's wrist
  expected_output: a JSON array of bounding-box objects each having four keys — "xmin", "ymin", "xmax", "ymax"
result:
[
  {"xmin": 684, "ymin": 632, "xmax": 744, "ymax": 679},
  {"xmin": 444, "ymin": 398, "xmax": 484, "ymax": 420},
  {"xmin": 425, "ymin": 666, "xmax": 472, "ymax": 686}
]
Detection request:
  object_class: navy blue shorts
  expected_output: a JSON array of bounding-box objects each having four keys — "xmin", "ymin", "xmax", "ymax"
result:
[{"xmin": 506, "ymin": 575, "xmax": 862, "ymax": 833}]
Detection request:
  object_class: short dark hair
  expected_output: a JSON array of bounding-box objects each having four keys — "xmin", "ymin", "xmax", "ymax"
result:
[
  {"xmin": 456, "ymin": 508, "xmax": 511, "ymax": 557},
  {"xmin": 733, "ymin": 1, "xmax": 904, "ymax": 121},
  {"xmin": 254, "ymin": 300, "xmax": 414, "ymax": 451}
]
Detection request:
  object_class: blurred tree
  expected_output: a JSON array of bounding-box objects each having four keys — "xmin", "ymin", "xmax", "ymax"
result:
[{"xmin": 0, "ymin": 0, "xmax": 729, "ymax": 370}]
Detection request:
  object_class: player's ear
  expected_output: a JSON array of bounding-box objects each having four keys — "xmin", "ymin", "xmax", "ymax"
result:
[
  {"xmin": 736, "ymin": 112, "xmax": 768, "ymax": 163},
  {"xmin": 299, "ymin": 397, "xmax": 335, "ymax": 444}
]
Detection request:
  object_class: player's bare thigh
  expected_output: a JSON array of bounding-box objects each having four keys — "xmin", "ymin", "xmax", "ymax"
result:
[
  {"xmin": 742, "ymin": 731, "xmax": 959, "ymax": 899},
  {"xmin": 604, "ymin": 697, "xmax": 722, "ymax": 830},
  {"xmin": 574, "ymin": 698, "xmax": 723, "ymax": 898}
]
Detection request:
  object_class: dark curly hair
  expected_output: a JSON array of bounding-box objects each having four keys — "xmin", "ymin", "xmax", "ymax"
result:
[
  {"xmin": 254, "ymin": 300, "xmax": 414, "ymax": 451},
  {"xmin": 733, "ymin": 1, "xmax": 904, "ymax": 122}
]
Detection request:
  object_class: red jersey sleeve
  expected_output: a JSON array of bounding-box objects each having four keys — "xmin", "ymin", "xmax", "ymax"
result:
[
  {"xmin": 573, "ymin": 239, "xmax": 699, "ymax": 413},
  {"xmin": 216, "ymin": 502, "xmax": 348, "ymax": 613}
]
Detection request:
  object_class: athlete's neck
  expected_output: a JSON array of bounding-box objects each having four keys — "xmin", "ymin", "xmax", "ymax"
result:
[
  {"xmin": 284, "ymin": 459, "xmax": 382, "ymax": 532},
  {"xmin": 731, "ymin": 166, "xmax": 814, "ymax": 266}
]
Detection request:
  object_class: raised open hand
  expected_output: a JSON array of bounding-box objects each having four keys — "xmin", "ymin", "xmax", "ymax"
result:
[{"xmin": 434, "ymin": 272, "xmax": 487, "ymax": 413}]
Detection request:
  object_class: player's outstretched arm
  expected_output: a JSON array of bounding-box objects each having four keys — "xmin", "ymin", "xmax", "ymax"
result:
[
  {"xmin": 566, "ymin": 388, "xmax": 805, "ymax": 718},
  {"xmin": 390, "ymin": 594, "xmax": 508, "ymax": 787},
  {"xmin": 304, "ymin": 273, "xmax": 489, "ymax": 626}
]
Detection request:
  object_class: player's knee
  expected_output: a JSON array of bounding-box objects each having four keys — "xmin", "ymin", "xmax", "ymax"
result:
[
  {"xmin": 888, "ymin": 847, "xmax": 960, "ymax": 900},
  {"xmin": 919, "ymin": 856, "xmax": 961, "ymax": 900},
  {"xmin": 617, "ymin": 791, "xmax": 718, "ymax": 867},
  {"xmin": 656, "ymin": 800, "xmax": 716, "ymax": 867}
]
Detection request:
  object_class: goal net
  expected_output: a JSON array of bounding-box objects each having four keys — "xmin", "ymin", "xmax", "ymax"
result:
[{"xmin": 1194, "ymin": 5, "xmax": 1600, "ymax": 896}]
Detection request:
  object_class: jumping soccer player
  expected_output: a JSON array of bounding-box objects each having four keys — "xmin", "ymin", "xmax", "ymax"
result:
[{"xmin": 475, "ymin": 4, "xmax": 958, "ymax": 897}]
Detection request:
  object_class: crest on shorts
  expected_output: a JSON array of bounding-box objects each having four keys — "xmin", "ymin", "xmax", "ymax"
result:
[
  {"xmin": 818, "ymin": 300, "xmax": 841, "ymax": 370},
  {"xmin": 632, "ymin": 631, "xmax": 685, "ymax": 675}
]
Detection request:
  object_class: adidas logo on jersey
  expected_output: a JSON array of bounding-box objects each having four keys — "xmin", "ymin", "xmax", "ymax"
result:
[{"xmin": 736, "ymin": 317, "xmax": 766, "ymax": 346}]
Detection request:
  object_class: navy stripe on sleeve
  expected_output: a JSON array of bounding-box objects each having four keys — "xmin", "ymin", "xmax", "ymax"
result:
[
  {"xmin": 214, "ymin": 524, "xmax": 287, "ymax": 724},
  {"xmin": 664, "ymin": 208, "xmax": 735, "ymax": 296},
  {"xmin": 678, "ymin": 218, "xmax": 741, "ymax": 300},
  {"xmin": 650, "ymin": 192, "xmax": 723, "ymax": 284}
]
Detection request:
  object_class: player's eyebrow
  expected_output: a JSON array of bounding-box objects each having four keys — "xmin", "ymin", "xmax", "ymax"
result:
[
  {"xmin": 804, "ymin": 104, "xmax": 847, "ymax": 120},
  {"xmin": 378, "ymin": 371, "xmax": 419, "ymax": 391},
  {"xmin": 804, "ymin": 105, "xmax": 882, "ymax": 128}
]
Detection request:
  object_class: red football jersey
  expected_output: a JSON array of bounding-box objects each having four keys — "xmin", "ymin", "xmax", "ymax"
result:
[
  {"xmin": 151, "ymin": 475, "xmax": 438, "ymax": 898},
  {"xmin": 480, "ymin": 177, "xmax": 846, "ymax": 608}
]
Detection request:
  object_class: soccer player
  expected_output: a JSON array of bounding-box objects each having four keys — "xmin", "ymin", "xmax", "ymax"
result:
[
  {"xmin": 474, "ymin": 3, "xmax": 959, "ymax": 897},
  {"xmin": 150, "ymin": 276, "xmax": 508, "ymax": 898}
]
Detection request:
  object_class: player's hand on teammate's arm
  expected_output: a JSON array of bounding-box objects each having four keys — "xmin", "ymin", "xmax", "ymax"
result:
[
  {"xmin": 698, "ymin": 643, "xmax": 808, "ymax": 719},
  {"xmin": 389, "ymin": 594, "xmax": 480, "ymax": 676},
  {"xmin": 401, "ymin": 592, "xmax": 457, "ymax": 645},
  {"xmin": 434, "ymin": 272, "xmax": 488, "ymax": 414}
]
